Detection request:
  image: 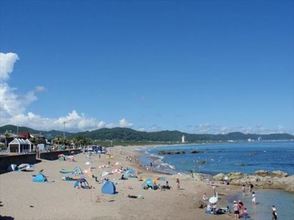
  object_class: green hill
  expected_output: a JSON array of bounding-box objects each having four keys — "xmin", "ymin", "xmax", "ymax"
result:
[{"xmin": 0, "ymin": 124, "xmax": 293, "ymax": 142}]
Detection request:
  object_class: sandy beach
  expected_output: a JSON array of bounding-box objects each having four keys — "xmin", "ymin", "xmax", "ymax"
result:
[{"xmin": 0, "ymin": 146, "xmax": 239, "ymax": 220}]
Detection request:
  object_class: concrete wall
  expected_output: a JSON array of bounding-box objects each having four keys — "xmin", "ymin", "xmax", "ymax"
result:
[
  {"xmin": 40, "ymin": 149, "xmax": 81, "ymax": 160},
  {"xmin": 0, "ymin": 153, "xmax": 39, "ymax": 174},
  {"xmin": 0, "ymin": 149, "xmax": 81, "ymax": 174}
]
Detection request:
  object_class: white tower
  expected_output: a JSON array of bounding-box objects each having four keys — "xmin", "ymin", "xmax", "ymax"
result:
[{"xmin": 181, "ymin": 135, "xmax": 185, "ymax": 143}]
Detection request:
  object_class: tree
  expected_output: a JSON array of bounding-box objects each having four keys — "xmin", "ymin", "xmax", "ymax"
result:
[{"xmin": 4, "ymin": 130, "xmax": 11, "ymax": 149}]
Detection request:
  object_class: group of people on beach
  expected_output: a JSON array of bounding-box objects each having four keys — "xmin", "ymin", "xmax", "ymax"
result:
[
  {"xmin": 233, "ymin": 198, "xmax": 278, "ymax": 219},
  {"xmin": 233, "ymin": 200, "xmax": 248, "ymax": 219},
  {"xmin": 240, "ymin": 183, "xmax": 279, "ymax": 219},
  {"xmin": 201, "ymin": 185, "xmax": 230, "ymax": 216},
  {"xmin": 241, "ymin": 183, "xmax": 257, "ymax": 205}
]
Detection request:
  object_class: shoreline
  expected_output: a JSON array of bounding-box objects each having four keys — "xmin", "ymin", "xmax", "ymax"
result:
[{"xmin": 133, "ymin": 144, "xmax": 294, "ymax": 193}]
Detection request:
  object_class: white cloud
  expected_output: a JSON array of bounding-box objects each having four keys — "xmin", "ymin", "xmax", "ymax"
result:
[
  {"xmin": 119, "ymin": 118, "xmax": 133, "ymax": 128},
  {"xmin": 0, "ymin": 53, "xmax": 45, "ymax": 117},
  {"xmin": 0, "ymin": 51, "xmax": 112, "ymax": 132},
  {"xmin": 0, "ymin": 52, "xmax": 19, "ymax": 81},
  {"xmin": 0, "ymin": 110, "xmax": 113, "ymax": 132},
  {"xmin": 0, "ymin": 83, "xmax": 39, "ymax": 116},
  {"xmin": 54, "ymin": 110, "xmax": 107, "ymax": 131},
  {"xmin": 0, "ymin": 82, "xmax": 45, "ymax": 117},
  {"xmin": 35, "ymin": 86, "xmax": 46, "ymax": 92},
  {"xmin": 0, "ymin": 51, "xmax": 292, "ymax": 134}
]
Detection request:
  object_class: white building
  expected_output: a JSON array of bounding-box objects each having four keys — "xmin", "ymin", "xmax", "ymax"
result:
[
  {"xmin": 181, "ymin": 135, "xmax": 185, "ymax": 143},
  {"xmin": 8, "ymin": 138, "xmax": 33, "ymax": 153}
]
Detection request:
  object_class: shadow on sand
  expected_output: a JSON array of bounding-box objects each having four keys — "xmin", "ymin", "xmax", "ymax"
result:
[{"xmin": 0, "ymin": 215, "xmax": 14, "ymax": 220}]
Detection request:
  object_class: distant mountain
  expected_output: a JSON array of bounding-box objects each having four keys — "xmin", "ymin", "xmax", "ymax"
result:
[
  {"xmin": 76, "ymin": 128, "xmax": 294, "ymax": 142},
  {"xmin": 0, "ymin": 125, "xmax": 40, "ymax": 134},
  {"xmin": 0, "ymin": 125, "xmax": 293, "ymax": 142},
  {"xmin": 0, "ymin": 125, "xmax": 71, "ymax": 139}
]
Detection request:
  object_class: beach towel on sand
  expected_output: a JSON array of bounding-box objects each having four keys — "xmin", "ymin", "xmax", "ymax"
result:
[{"xmin": 33, "ymin": 173, "xmax": 47, "ymax": 182}]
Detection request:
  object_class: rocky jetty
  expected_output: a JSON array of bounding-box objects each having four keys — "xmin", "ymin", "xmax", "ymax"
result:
[
  {"xmin": 158, "ymin": 150, "xmax": 186, "ymax": 155},
  {"xmin": 213, "ymin": 170, "xmax": 294, "ymax": 192},
  {"xmin": 191, "ymin": 150, "xmax": 202, "ymax": 154},
  {"xmin": 158, "ymin": 150, "xmax": 203, "ymax": 155}
]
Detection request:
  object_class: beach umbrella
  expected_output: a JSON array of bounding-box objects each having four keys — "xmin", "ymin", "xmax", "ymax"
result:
[{"xmin": 209, "ymin": 196, "xmax": 218, "ymax": 204}]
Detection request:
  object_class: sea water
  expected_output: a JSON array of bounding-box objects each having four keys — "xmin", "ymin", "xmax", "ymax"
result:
[
  {"xmin": 227, "ymin": 189, "xmax": 294, "ymax": 220},
  {"xmin": 139, "ymin": 141, "xmax": 294, "ymax": 219},
  {"xmin": 140, "ymin": 141, "xmax": 294, "ymax": 175}
]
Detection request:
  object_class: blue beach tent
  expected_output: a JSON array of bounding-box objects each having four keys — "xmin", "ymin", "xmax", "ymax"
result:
[
  {"xmin": 101, "ymin": 180, "xmax": 116, "ymax": 194},
  {"xmin": 33, "ymin": 173, "xmax": 47, "ymax": 182},
  {"xmin": 142, "ymin": 178, "xmax": 154, "ymax": 189}
]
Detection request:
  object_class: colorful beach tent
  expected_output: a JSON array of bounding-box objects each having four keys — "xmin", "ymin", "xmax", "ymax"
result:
[
  {"xmin": 101, "ymin": 180, "xmax": 116, "ymax": 194},
  {"xmin": 33, "ymin": 173, "xmax": 47, "ymax": 182},
  {"xmin": 142, "ymin": 178, "xmax": 154, "ymax": 189},
  {"xmin": 123, "ymin": 168, "xmax": 137, "ymax": 178},
  {"xmin": 60, "ymin": 166, "xmax": 83, "ymax": 175},
  {"xmin": 74, "ymin": 178, "xmax": 90, "ymax": 189}
]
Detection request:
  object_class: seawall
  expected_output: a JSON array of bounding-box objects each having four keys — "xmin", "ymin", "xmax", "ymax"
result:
[
  {"xmin": 0, "ymin": 149, "xmax": 81, "ymax": 174},
  {"xmin": 0, "ymin": 153, "xmax": 39, "ymax": 174},
  {"xmin": 40, "ymin": 149, "xmax": 81, "ymax": 160}
]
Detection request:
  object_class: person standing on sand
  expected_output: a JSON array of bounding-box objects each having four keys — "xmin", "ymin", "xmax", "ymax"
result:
[
  {"xmin": 36, "ymin": 145, "xmax": 40, "ymax": 159},
  {"xmin": 272, "ymin": 205, "xmax": 278, "ymax": 220},
  {"xmin": 212, "ymin": 185, "xmax": 216, "ymax": 197},
  {"xmin": 176, "ymin": 178, "xmax": 180, "ymax": 189}
]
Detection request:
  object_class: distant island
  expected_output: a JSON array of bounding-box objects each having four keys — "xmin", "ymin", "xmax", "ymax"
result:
[{"xmin": 1, "ymin": 125, "xmax": 293, "ymax": 146}]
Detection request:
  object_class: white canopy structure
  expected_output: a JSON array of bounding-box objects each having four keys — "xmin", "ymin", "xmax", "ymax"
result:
[{"xmin": 8, "ymin": 138, "xmax": 33, "ymax": 153}]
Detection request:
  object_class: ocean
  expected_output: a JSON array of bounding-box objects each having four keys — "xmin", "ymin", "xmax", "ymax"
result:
[
  {"xmin": 139, "ymin": 141, "xmax": 294, "ymax": 220},
  {"xmin": 139, "ymin": 141, "xmax": 294, "ymax": 175},
  {"xmin": 227, "ymin": 189, "xmax": 294, "ymax": 220}
]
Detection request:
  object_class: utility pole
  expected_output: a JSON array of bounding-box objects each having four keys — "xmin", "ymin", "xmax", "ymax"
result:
[{"xmin": 63, "ymin": 121, "xmax": 66, "ymax": 147}]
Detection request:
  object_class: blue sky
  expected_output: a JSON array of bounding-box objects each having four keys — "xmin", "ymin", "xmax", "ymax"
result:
[{"xmin": 0, "ymin": 0, "xmax": 293, "ymax": 133}]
